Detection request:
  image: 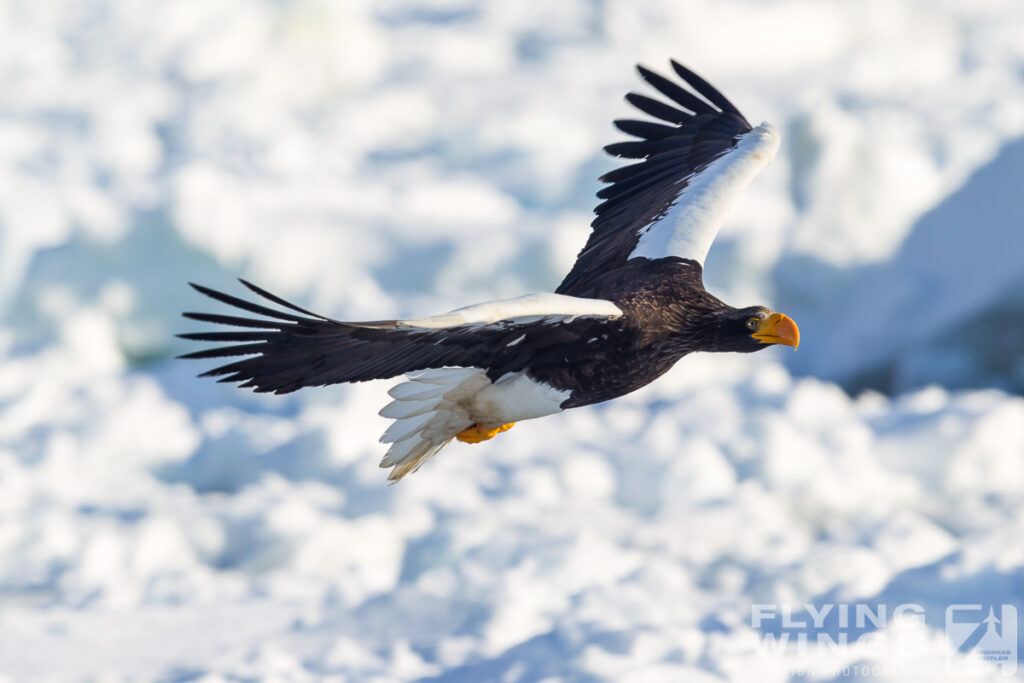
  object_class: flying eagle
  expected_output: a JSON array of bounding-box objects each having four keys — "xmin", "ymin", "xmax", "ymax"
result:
[{"xmin": 180, "ymin": 60, "xmax": 799, "ymax": 481}]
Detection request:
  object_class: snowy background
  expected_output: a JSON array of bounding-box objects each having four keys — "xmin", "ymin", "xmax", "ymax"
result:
[{"xmin": 2, "ymin": 1, "xmax": 1023, "ymax": 681}]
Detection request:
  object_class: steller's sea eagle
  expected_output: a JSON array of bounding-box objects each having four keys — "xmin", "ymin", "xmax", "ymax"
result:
[{"xmin": 180, "ymin": 60, "xmax": 799, "ymax": 481}]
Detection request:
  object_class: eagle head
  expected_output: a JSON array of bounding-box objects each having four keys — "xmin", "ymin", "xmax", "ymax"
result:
[{"xmin": 686, "ymin": 306, "xmax": 800, "ymax": 353}]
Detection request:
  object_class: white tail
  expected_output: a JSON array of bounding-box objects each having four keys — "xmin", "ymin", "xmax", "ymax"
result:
[
  {"xmin": 377, "ymin": 368, "xmax": 489, "ymax": 481},
  {"xmin": 377, "ymin": 367, "xmax": 570, "ymax": 481}
]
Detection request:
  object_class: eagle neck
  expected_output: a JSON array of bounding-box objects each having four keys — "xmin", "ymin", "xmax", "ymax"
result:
[{"xmin": 671, "ymin": 304, "xmax": 745, "ymax": 353}]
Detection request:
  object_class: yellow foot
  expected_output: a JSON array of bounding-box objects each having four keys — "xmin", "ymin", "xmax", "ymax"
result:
[{"xmin": 456, "ymin": 422, "xmax": 515, "ymax": 444}]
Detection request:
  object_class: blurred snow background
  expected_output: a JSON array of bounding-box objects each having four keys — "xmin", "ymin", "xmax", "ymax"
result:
[{"xmin": 1, "ymin": 0, "xmax": 1023, "ymax": 680}]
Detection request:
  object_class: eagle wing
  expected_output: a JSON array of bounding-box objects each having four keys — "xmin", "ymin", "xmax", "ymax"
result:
[
  {"xmin": 556, "ymin": 60, "xmax": 780, "ymax": 296},
  {"xmin": 178, "ymin": 280, "xmax": 622, "ymax": 395}
]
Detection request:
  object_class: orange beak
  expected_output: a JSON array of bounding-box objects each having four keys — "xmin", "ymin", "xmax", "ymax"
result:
[{"xmin": 751, "ymin": 312, "xmax": 800, "ymax": 349}]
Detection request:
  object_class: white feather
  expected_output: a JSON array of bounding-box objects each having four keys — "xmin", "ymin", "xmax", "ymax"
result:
[
  {"xmin": 378, "ymin": 368, "xmax": 569, "ymax": 481},
  {"xmin": 378, "ymin": 398, "xmax": 437, "ymax": 420},
  {"xmin": 472, "ymin": 372, "xmax": 570, "ymax": 422},
  {"xmin": 380, "ymin": 433, "xmax": 450, "ymax": 470},
  {"xmin": 378, "ymin": 369, "xmax": 484, "ymax": 478},
  {"xmin": 386, "ymin": 381, "xmax": 450, "ymax": 401},
  {"xmin": 398, "ymin": 293, "xmax": 622, "ymax": 329},
  {"xmin": 379, "ymin": 437, "xmax": 420, "ymax": 468},
  {"xmin": 630, "ymin": 122, "xmax": 780, "ymax": 265},
  {"xmin": 384, "ymin": 441, "xmax": 451, "ymax": 481},
  {"xmin": 380, "ymin": 411, "xmax": 438, "ymax": 444},
  {"xmin": 406, "ymin": 367, "xmax": 482, "ymax": 384}
]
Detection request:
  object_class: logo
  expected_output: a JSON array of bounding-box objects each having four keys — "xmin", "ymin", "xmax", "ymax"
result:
[
  {"xmin": 945, "ymin": 604, "xmax": 1017, "ymax": 675},
  {"xmin": 749, "ymin": 602, "xmax": 1020, "ymax": 678}
]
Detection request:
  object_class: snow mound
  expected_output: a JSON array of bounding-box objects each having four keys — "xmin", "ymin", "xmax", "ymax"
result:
[{"xmin": 785, "ymin": 135, "xmax": 1024, "ymax": 394}]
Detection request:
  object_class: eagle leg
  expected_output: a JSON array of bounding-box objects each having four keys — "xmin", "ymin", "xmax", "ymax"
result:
[{"xmin": 455, "ymin": 422, "xmax": 516, "ymax": 444}]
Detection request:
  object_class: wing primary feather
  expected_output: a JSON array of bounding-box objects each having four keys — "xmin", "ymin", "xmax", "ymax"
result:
[
  {"xmin": 237, "ymin": 278, "xmax": 335, "ymax": 321},
  {"xmin": 188, "ymin": 283, "xmax": 308, "ymax": 323},
  {"xmin": 182, "ymin": 311, "xmax": 283, "ymax": 329},
  {"xmin": 648, "ymin": 136, "xmax": 693, "ymax": 154},
  {"xmin": 178, "ymin": 343, "xmax": 267, "ymax": 360},
  {"xmin": 603, "ymin": 141, "xmax": 655, "ymax": 159},
  {"xmin": 636, "ymin": 65, "xmax": 715, "ymax": 115},
  {"xmin": 595, "ymin": 150, "xmax": 697, "ymax": 199},
  {"xmin": 176, "ymin": 331, "xmax": 270, "ymax": 342},
  {"xmin": 599, "ymin": 160, "xmax": 650, "ymax": 183},
  {"xmin": 197, "ymin": 355, "xmax": 261, "ymax": 376},
  {"xmin": 624, "ymin": 93, "xmax": 690, "ymax": 124},
  {"xmin": 613, "ymin": 119, "xmax": 677, "ymax": 140},
  {"xmin": 670, "ymin": 60, "xmax": 749, "ymax": 124}
]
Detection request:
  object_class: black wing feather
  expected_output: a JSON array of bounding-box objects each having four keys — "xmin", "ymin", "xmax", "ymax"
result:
[
  {"xmin": 182, "ymin": 312, "xmax": 282, "ymax": 329},
  {"xmin": 180, "ymin": 282, "xmax": 617, "ymax": 395},
  {"xmin": 670, "ymin": 60, "xmax": 747, "ymax": 121},
  {"xmin": 187, "ymin": 283, "xmax": 307, "ymax": 323},
  {"xmin": 636, "ymin": 65, "xmax": 716, "ymax": 116},
  {"xmin": 624, "ymin": 93, "xmax": 690, "ymax": 124},
  {"xmin": 237, "ymin": 278, "xmax": 333, "ymax": 320},
  {"xmin": 613, "ymin": 119, "xmax": 678, "ymax": 140},
  {"xmin": 177, "ymin": 331, "xmax": 273, "ymax": 342},
  {"xmin": 603, "ymin": 140, "xmax": 656, "ymax": 159},
  {"xmin": 556, "ymin": 61, "xmax": 752, "ymax": 296}
]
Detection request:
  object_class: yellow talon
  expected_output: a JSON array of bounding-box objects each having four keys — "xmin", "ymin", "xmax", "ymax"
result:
[{"xmin": 456, "ymin": 422, "xmax": 515, "ymax": 444}]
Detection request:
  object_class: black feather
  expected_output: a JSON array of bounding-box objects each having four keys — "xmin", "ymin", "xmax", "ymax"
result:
[
  {"xmin": 613, "ymin": 119, "xmax": 678, "ymax": 140},
  {"xmin": 636, "ymin": 65, "xmax": 715, "ymax": 115},
  {"xmin": 188, "ymin": 283, "xmax": 308, "ymax": 324},
  {"xmin": 599, "ymin": 160, "xmax": 652, "ymax": 184},
  {"xmin": 238, "ymin": 278, "xmax": 332, "ymax": 320},
  {"xmin": 559, "ymin": 61, "xmax": 757, "ymax": 296},
  {"xmin": 182, "ymin": 311, "xmax": 283, "ymax": 329},
  {"xmin": 670, "ymin": 60, "xmax": 747, "ymax": 122},
  {"xmin": 179, "ymin": 343, "xmax": 267, "ymax": 360},
  {"xmin": 603, "ymin": 141, "xmax": 656, "ymax": 159},
  {"xmin": 177, "ymin": 331, "xmax": 272, "ymax": 342},
  {"xmin": 624, "ymin": 93, "xmax": 690, "ymax": 124}
]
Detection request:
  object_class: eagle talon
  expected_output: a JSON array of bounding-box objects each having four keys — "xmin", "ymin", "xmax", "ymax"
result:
[{"xmin": 456, "ymin": 422, "xmax": 515, "ymax": 444}]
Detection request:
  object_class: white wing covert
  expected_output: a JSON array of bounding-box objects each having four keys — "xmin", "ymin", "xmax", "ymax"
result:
[{"xmin": 557, "ymin": 61, "xmax": 780, "ymax": 295}]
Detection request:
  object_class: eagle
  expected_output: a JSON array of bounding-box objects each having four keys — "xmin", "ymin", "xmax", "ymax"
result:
[{"xmin": 180, "ymin": 60, "xmax": 799, "ymax": 481}]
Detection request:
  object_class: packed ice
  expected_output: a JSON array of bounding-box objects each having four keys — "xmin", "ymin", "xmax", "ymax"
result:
[{"xmin": 1, "ymin": 1, "xmax": 1023, "ymax": 680}]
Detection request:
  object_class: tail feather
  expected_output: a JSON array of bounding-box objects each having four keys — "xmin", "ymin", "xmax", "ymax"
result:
[
  {"xmin": 406, "ymin": 367, "xmax": 481, "ymax": 385},
  {"xmin": 384, "ymin": 440, "xmax": 452, "ymax": 483},
  {"xmin": 387, "ymin": 382, "xmax": 450, "ymax": 401},
  {"xmin": 377, "ymin": 368, "xmax": 488, "ymax": 481},
  {"xmin": 380, "ymin": 411, "xmax": 438, "ymax": 444},
  {"xmin": 378, "ymin": 398, "xmax": 437, "ymax": 420}
]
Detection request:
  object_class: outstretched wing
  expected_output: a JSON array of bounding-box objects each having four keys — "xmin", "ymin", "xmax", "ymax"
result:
[
  {"xmin": 557, "ymin": 60, "xmax": 780, "ymax": 296},
  {"xmin": 179, "ymin": 280, "xmax": 622, "ymax": 395}
]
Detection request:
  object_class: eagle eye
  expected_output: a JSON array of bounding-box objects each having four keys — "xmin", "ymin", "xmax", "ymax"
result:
[{"xmin": 746, "ymin": 318, "xmax": 759, "ymax": 330}]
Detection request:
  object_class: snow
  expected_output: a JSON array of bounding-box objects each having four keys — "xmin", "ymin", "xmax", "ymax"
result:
[
  {"xmin": 785, "ymin": 136, "xmax": 1024, "ymax": 396},
  {"xmin": 1, "ymin": 0, "xmax": 1024, "ymax": 680}
]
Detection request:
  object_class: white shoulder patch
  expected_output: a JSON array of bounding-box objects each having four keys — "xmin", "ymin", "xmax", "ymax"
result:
[
  {"xmin": 398, "ymin": 292, "xmax": 622, "ymax": 329},
  {"xmin": 630, "ymin": 122, "xmax": 780, "ymax": 265}
]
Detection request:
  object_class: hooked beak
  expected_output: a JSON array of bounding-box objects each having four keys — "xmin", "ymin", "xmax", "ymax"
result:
[{"xmin": 751, "ymin": 312, "xmax": 800, "ymax": 349}]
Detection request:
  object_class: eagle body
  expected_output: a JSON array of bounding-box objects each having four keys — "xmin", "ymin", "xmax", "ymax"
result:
[
  {"xmin": 514, "ymin": 258, "xmax": 750, "ymax": 409},
  {"xmin": 181, "ymin": 61, "xmax": 800, "ymax": 481}
]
